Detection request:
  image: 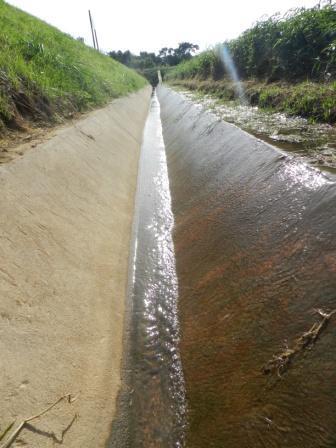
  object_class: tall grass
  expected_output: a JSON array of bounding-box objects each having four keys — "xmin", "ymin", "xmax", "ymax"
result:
[
  {"xmin": 168, "ymin": 3, "xmax": 336, "ymax": 83},
  {"xmin": 0, "ymin": 0, "xmax": 146, "ymax": 128}
]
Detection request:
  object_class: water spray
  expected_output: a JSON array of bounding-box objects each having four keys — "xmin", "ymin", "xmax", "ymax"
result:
[{"xmin": 218, "ymin": 44, "xmax": 247, "ymax": 104}]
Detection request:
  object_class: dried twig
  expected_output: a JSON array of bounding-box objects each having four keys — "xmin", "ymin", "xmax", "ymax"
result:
[
  {"xmin": 0, "ymin": 421, "xmax": 15, "ymax": 443},
  {"xmin": 0, "ymin": 394, "xmax": 76, "ymax": 448},
  {"xmin": 263, "ymin": 309, "xmax": 336, "ymax": 376}
]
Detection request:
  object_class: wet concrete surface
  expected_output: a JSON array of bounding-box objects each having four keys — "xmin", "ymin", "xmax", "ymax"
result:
[
  {"xmin": 177, "ymin": 89, "xmax": 336, "ymax": 173},
  {"xmin": 109, "ymin": 92, "xmax": 186, "ymax": 448},
  {"xmin": 158, "ymin": 86, "xmax": 336, "ymax": 447}
]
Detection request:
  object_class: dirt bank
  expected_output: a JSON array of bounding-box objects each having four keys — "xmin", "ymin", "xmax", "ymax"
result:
[{"xmin": 0, "ymin": 87, "xmax": 151, "ymax": 447}]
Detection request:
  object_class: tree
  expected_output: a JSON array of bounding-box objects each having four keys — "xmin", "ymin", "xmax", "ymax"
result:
[
  {"xmin": 158, "ymin": 43, "xmax": 199, "ymax": 66},
  {"xmin": 174, "ymin": 42, "xmax": 200, "ymax": 61},
  {"xmin": 108, "ymin": 42, "xmax": 199, "ymax": 70},
  {"xmin": 108, "ymin": 50, "xmax": 131, "ymax": 65}
]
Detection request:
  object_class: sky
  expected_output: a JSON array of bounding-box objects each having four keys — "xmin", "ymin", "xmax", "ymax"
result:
[{"xmin": 7, "ymin": 0, "xmax": 319, "ymax": 54}]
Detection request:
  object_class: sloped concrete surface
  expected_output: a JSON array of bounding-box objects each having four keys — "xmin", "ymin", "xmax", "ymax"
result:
[{"xmin": 0, "ymin": 87, "xmax": 151, "ymax": 447}]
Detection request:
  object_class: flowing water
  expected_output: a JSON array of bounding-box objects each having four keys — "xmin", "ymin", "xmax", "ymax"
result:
[
  {"xmin": 111, "ymin": 86, "xmax": 336, "ymax": 448},
  {"xmin": 109, "ymin": 92, "xmax": 186, "ymax": 447},
  {"xmin": 158, "ymin": 85, "xmax": 336, "ymax": 448},
  {"xmin": 177, "ymin": 89, "xmax": 336, "ymax": 173}
]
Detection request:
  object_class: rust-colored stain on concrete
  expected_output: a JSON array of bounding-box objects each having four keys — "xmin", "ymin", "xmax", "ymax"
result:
[{"xmin": 159, "ymin": 86, "xmax": 336, "ymax": 448}]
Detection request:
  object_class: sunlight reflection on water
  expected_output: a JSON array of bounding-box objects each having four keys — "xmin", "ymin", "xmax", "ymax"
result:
[
  {"xmin": 178, "ymin": 89, "xmax": 336, "ymax": 171},
  {"xmin": 128, "ymin": 93, "xmax": 186, "ymax": 447}
]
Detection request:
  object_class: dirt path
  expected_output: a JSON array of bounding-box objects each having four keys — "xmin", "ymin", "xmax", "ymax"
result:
[{"xmin": 0, "ymin": 87, "xmax": 151, "ymax": 447}]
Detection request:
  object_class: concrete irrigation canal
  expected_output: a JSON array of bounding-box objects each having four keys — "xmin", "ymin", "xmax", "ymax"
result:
[
  {"xmin": 111, "ymin": 86, "xmax": 336, "ymax": 448},
  {"xmin": 109, "ymin": 92, "xmax": 186, "ymax": 447},
  {"xmin": 1, "ymin": 85, "xmax": 336, "ymax": 448}
]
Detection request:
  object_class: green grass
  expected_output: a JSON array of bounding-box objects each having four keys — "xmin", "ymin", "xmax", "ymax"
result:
[
  {"xmin": 0, "ymin": 0, "xmax": 147, "ymax": 130},
  {"xmin": 167, "ymin": 4, "xmax": 336, "ymax": 83},
  {"xmin": 166, "ymin": 51, "xmax": 223, "ymax": 81},
  {"xmin": 170, "ymin": 78, "xmax": 336, "ymax": 123},
  {"xmin": 167, "ymin": 3, "xmax": 336, "ymax": 123}
]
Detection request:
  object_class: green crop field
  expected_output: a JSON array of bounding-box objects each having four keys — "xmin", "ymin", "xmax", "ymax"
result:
[{"xmin": 0, "ymin": 0, "xmax": 146, "ymax": 131}]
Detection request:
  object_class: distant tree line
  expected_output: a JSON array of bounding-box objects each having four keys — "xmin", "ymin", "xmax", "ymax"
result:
[{"xmin": 108, "ymin": 42, "xmax": 199, "ymax": 70}]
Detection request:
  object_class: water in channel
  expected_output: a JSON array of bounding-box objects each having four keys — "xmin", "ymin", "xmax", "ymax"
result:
[
  {"xmin": 178, "ymin": 89, "xmax": 336, "ymax": 173},
  {"xmin": 112, "ymin": 91, "xmax": 186, "ymax": 447},
  {"xmin": 158, "ymin": 85, "xmax": 336, "ymax": 448}
]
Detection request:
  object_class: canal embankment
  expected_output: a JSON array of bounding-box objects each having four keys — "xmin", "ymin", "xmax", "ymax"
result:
[
  {"xmin": 168, "ymin": 79, "xmax": 336, "ymax": 125},
  {"xmin": 0, "ymin": 86, "xmax": 151, "ymax": 448},
  {"xmin": 169, "ymin": 84, "xmax": 336, "ymax": 172}
]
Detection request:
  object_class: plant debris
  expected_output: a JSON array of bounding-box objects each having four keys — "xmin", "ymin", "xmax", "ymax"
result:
[
  {"xmin": 0, "ymin": 393, "xmax": 78, "ymax": 448},
  {"xmin": 263, "ymin": 308, "xmax": 336, "ymax": 376}
]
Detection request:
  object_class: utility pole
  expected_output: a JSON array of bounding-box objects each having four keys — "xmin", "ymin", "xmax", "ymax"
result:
[
  {"xmin": 88, "ymin": 10, "xmax": 99, "ymax": 50},
  {"xmin": 94, "ymin": 28, "xmax": 100, "ymax": 52},
  {"xmin": 88, "ymin": 10, "xmax": 96, "ymax": 49}
]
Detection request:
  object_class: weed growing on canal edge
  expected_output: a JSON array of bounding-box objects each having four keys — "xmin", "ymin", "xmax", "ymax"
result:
[
  {"xmin": 257, "ymin": 82, "xmax": 336, "ymax": 123},
  {"xmin": 0, "ymin": 0, "xmax": 146, "ymax": 133},
  {"xmin": 169, "ymin": 78, "xmax": 336, "ymax": 124}
]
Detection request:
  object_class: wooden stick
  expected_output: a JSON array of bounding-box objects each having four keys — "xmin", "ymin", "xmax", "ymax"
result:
[
  {"xmin": 0, "ymin": 394, "xmax": 74, "ymax": 448},
  {"xmin": 0, "ymin": 421, "xmax": 15, "ymax": 443}
]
